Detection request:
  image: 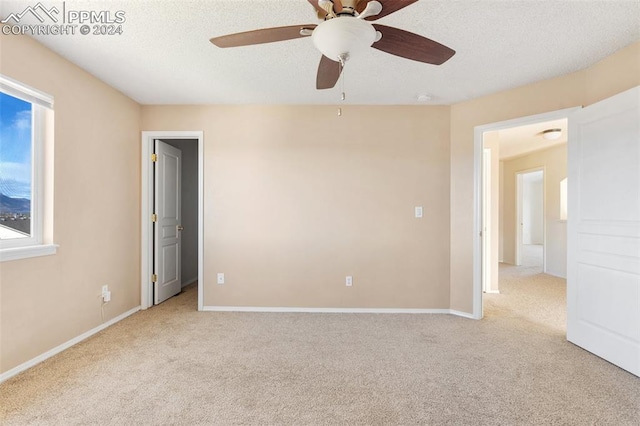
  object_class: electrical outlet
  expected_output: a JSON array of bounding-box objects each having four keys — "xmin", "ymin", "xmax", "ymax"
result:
[
  {"xmin": 346, "ymin": 276, "xmax": 353, "ymax": 287},
  {"xmin": 101, "ymin": 285, "xmax": 111, "ymax": 302},
  {"xmin": 415, "ymin": 206, "xmax": 423, "ymax": 218},
  {"xmin": 217, "ymin": 273, "xmax": 225, "ymax": 285}
]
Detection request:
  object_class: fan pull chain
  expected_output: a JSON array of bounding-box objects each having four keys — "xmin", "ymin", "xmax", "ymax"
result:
[
  {"xmin": 338, "ymin": 55, "xmax": 346, "ymax": 116},
  {"xmin": 340, "ymin": 55, "xmax": 346, "ymax": 101}
]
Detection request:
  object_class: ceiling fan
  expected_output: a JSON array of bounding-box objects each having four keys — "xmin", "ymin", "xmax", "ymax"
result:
[{"xmin": 210, "ymin": 0, "xmax": 455, "ymax": 90}]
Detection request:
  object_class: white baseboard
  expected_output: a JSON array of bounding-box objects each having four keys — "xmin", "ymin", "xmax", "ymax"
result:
[
  {"xmin": 545, "ymin": 270, "xmax": 567, "ymax": 279},
  {"xmin": 203, "ymin": 306, "xmax": 470, "ymax": 315},
  {"xmin": 449, "ymin": 309, "xmax": 477, "ymax": 319},
  {"xmin": 182, "ymin": 277, "xmax": 198, "ymax": 288},
  {"xmin": 0, "ymin": 306, "xmax": 140, "ymax": 384},
  {"xmin": 0, "ymin": 303, "xmax": 477, "ymax": 383},
  {"xmin": 484, "ymin": 290, "xmax": 500, "ymax": 294}
]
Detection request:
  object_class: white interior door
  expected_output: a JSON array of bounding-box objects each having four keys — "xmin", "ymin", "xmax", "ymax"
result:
[
  {"xmin": 154, "ymin": 140, "xmax": 182, "ymax": 304},
  {"xmin": 567, "ymin": 86, "xmax": 640, "ymax": 377}
]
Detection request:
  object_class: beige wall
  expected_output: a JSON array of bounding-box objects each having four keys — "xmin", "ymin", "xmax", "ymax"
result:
[
  {"xmin": 584, "ymin": 43, "xmax": 640, "ymax": 106},
  {"xmin": 449, "ymin": 41, "xmax": 640, "ymax": 313},
  {"xmin": 501, "ymin": 144, "xmax": 568, "ymax": 277},
  {"xmin": 142, "ymin": 106, "xmax": 451, "ymax": 309},
  {"xmin": 0, "ymin": 33, "xmax": 141, "ymax": 374}
]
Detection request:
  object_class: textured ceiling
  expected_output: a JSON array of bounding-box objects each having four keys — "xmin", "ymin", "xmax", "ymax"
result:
[{"xmin": 1, "ymin": 0, "xmax": 639, "ymax": 105}]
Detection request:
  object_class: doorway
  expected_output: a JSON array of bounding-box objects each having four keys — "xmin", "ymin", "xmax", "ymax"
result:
[
  {"xmin": 473, "ymin": 107, "xmax": 579, "ymax": 318},
  {"xmin": 474, "ymin": 88, "xmax": 640, "ymax": 375},
  {"xmin": 161, "ymin": 139, "xmax": 199, "ymax": 292},
  {"xmin": 516, "ymin": 168, "xmax": 544, "ymax": 269},
  {"xmin": 141, "ymin": 131, "xmax": 204, "ymax": 310}
]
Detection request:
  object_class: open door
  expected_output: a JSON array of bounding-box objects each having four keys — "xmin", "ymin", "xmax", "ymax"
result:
[
  {"xmin": 567, "ymin": 86, "xmax": 640, "ymax": 376},
  {"xmin": 154, "ymin": 140, "xmax": 182, "ymax": 304}
]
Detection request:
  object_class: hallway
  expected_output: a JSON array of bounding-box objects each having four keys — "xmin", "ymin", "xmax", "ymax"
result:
[{"xmin": 484, "ymin": 244, "xmax": 566, "ymax": 333}]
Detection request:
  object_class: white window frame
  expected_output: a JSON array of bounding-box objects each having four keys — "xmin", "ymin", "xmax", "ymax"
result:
[{"xmin": 0, "ymin": 74, "xmax": 57, "ymax": 262}]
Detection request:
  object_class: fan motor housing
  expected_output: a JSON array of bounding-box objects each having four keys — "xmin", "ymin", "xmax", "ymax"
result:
[{"xmin": 312, "ymin": 17, "xmax": 376, "ymax": 62}]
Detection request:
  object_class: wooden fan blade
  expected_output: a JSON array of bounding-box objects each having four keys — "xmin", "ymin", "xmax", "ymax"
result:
[
  {"xmin": 357, "ymin": 0, "xmax": 418, "ymax": 20},
  {"xmin": 307, "ymin": 0, "xmax": 325, "ymax": 14},
  {"xmin": 210, "ymin": 25, "xmax": 317, "ymax": 48},
  {"xmin": 307, "ymin": 0, "xmax": 343, "ymax": 14},
  {"xmin": 316, "ymin": 55, "xmax": 342, "ymax": 89},
  {"xmin": 372, "ymin": 24, "xmax": 455, "ymax": 65}
]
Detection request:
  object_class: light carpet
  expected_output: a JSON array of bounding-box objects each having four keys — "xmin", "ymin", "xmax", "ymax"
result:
[{"xmin": 1, "ymin": 263, "xmax": 639, "ymax": 425}]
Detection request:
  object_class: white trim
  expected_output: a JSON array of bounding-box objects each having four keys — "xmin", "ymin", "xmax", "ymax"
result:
[
  {"xmin": 483, "ymin": 290, "xmax": 500, "ymax": 294},
  {"xmin": 32, "ymin": 106, "xmax": 45, "ymax": 246},
  {"xmin": 0, "ymin": 103, "xmax": 52, "ymax": 252},
  {"xmin": 516, "ymin": 172, "xmax": 523, "ymax": 265},
  {"xmin": 545, "ymin": 271, "xmax": 566, "ymax": 279},
  {"xmin": 0, "ymin": 306, "xmax": 140, "ymax": 384},
  {"xmin": 197, "ymin": 136, "xmax": 204, "ymax": 311},
  {"xmin": 203, "ymin": 306, "xmax": 472, "ymax": 315},
  {"xmin": 449, "ymin": 309, "xmax": 477, "ymax": 319},
  {"xmin": 141, "ymin": 135, "xmax": 153, "ymax": 309},
  {"xmin": 0, "ymin": 243, "xmax": 58, "ymax": 262},
  {"xmin": 0, "ymin": 73, "xmax": 53, "ymax": 108},
  {"xmin": 141, "ymin": 131, "xmax": 204, "ymax": 311},
  {"xmin": 482, "ymin": 148, "xmax": 492, "ymax": 293},
  {"xmin": 472, "ymin": 107, "xmax": 581, "ymax": 320}
]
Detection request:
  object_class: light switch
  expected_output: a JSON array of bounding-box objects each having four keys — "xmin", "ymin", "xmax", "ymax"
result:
[{"xmin": 415, "ymin": 206, "xmax": 423, "ymax": 218}]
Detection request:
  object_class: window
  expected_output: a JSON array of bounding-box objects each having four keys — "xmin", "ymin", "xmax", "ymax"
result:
[
  {"xmin": 0, "ymin": 74, "xmax": 56, "ymax": 261},
  {"xmin": 560, "ymin": 177, "xmax": 568, "ymax": 221}
]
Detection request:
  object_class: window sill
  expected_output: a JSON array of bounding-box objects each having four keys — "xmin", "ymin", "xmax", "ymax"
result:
[{"xmin": 0, "ymin": 244, "xmax": 59, "ymax": 262}]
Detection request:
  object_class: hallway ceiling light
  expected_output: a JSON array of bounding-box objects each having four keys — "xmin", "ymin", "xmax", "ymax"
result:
[{"xmin": 542, "ymin": 128, "xmax": 562, "ymax": 140}]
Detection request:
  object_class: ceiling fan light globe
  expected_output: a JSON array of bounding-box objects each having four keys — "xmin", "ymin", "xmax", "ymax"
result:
[{"xmin": 312, "ymin": 17, "xmax": 376, "ymax": 62}]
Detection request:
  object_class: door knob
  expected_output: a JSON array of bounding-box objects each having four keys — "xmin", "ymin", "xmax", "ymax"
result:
[{"xmin": 177, "ymin": 225, "xmax": 184, "ymax": 231}]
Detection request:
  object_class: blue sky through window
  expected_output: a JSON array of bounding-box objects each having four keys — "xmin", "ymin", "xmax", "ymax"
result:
[{"xmin": 0, "ymin": 91, "xmax": 32, "ymax": 201}]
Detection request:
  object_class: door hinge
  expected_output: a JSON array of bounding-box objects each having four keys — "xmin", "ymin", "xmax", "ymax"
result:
[
  {"xmin": 151, "ymin": 213, "xmax": 157, "ymax": 222},
  {"xmin": 152, "ymin": 274, "xmax": 157, "ymax": 283},
  {"xmin": 151, "ymin": 153, "xmax": 157, "ymax": 162}
]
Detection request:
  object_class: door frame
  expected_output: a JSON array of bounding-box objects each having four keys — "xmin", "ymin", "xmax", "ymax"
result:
[
  {"xmin": 141, "ymin": 131, "xmax": 204, "ymax": 311},
  {"xmin": 481, "ymin": 148, "xmax": 495, "ymax": 293},
  {"xmin": 515, "ymin": 167, "xmax": 545, "ymax": 268},
  {"xmin": 472, "ymin": 107, "xmax": 580, "ymax": 319}
]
